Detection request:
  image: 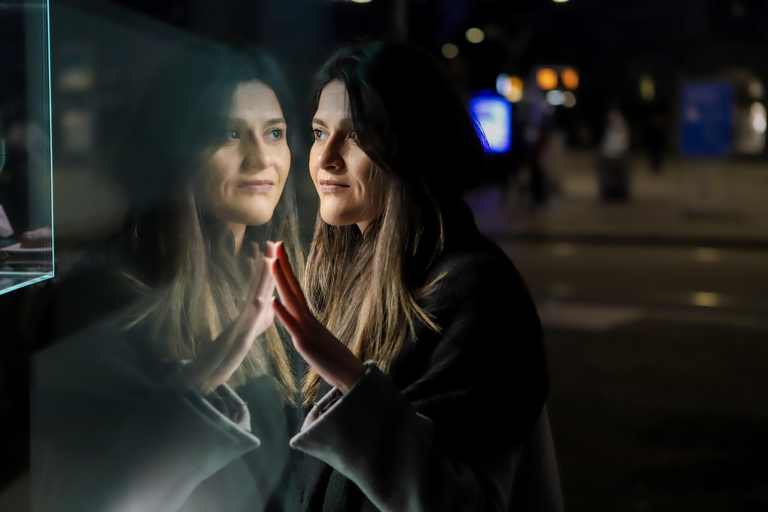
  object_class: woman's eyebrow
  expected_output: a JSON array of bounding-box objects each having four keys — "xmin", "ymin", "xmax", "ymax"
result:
[
  {"xmin": 226, "ymin": 117, "xmax": 286, "ymax": 127},
  {"xmin": 312, "ymin": 118, "xmax": 353, "ymax": 128}
]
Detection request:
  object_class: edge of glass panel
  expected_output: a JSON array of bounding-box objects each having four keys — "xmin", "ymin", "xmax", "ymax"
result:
[
  {"xmin": 46, "ymin": 0, "xmax": 55, "ymax": 283},
  {"xmin": 0, "ymin": 0, "xmax": 55, "ymax": 296}
]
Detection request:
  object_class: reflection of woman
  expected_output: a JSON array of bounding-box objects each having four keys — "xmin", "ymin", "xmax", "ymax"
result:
[
  {"xmin": 270, "ymin": 42, "xmax": 562, "ymax": 512},
  {"xmin": 32, "ymin": 44, "xmax": 303, "ymax": 512}
]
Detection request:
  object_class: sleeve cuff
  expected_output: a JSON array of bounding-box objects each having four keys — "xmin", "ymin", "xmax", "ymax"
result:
[
  {"xmin": 165, "ymin": 361, "xmax": 253, "ymax": 433},
  {"xmin": 289, "ymin": 361, "xmax": 427, "ymax": 455}
]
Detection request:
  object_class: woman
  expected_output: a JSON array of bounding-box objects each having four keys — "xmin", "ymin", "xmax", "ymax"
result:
[
  {"xmin": 32, "ymin": 43, "xmax": 304, "ymax": 512},
  {"xmin": 270, "ymin": 41, "xmax": 563, "ymax": 512}
]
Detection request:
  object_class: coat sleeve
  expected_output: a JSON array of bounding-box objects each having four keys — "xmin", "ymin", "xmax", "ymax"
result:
[
  {"xmin": 31, "ymin": 322, "xmax": 261, "ymax": 512},
  {"xmin": 290, "ymin": 252, "xmax": 553, "ymax": 512}
]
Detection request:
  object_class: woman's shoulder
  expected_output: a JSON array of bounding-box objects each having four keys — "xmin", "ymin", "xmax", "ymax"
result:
[{"xmin": 425, "ymin": 228, "xmax": 530, "ymax": 305}]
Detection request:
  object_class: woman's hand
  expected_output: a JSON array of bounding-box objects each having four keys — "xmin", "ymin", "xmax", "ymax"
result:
[
  {"xmin": 183, "ymin": 242, "xmax": 278, "ymax": 395},
  {"xmin": 270, "ymin": 241, "xmax": 366, "ymax": 393}
]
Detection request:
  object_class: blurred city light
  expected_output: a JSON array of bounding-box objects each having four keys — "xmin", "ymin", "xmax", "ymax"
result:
[
  {"xmin": 563, "ymin": 91, "xmax": 577, "ymax": 108},
  {"xmin": 496, "ymin": 74, "xmax": 511, "ymax": 96},
  {"xmin": 692, "ymin": 292, "xmax": 720, "ymax": 307},
  {"xmin": 350, "ymin": 0, "xmax": 373, "ymax": 3},
  {"xmin": 506, "ymin": 76, "xmax": 524, "ymax": 103},
  {"xmin": 466, "ymin": 28, "xmax": 485, "ymax": 44},
  {"xmin": 441, "ymin": 43, "xmax": 459, "ymax": 59},
  {"xmin": 561, "ymin": 68, "xmax": 579, "ymax": 89},
  {"xmin": 553, "ymin": 0, "xmax": 570, "ymax": 3},
  {"xmin": 546, "ymin": 90, "xmax": 564, "ymax": 106},
  {"xmin": 536, "ymin": 68, "xmax": 558, "ymax": 90},
  {"xmin": 640, "ymin": 74, "xmax": 655, "ymax": 101},
  {"xmin": 751, "ymin": 102, "xmax": 766, "ymax": 134}
]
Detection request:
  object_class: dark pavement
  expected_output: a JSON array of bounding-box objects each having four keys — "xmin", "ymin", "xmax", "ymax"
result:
[{"xmin": 473, "ymin": 150, "xmax": 768, "ymax": 511}]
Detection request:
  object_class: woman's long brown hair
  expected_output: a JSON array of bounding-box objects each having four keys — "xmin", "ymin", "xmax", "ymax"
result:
[
  {"xmin": 114, "ymin": 44, "xmax": 303, "ymax": 402},
  {"xmin": 302, "ymin": 41, "xmax": 488, "ymax": 405}
]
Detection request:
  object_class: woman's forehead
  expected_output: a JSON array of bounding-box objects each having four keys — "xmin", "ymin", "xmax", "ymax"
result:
[
  {"xmin": 315, "ymin": 81, "xmax": 351, "ymax": 121},
  {"xmin": 231, "ymin": 81, "xmax": 283, "ymax": 119}
]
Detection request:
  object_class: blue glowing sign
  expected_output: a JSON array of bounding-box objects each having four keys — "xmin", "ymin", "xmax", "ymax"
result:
[
  {"xmin": 680, "ymin": 81, "xmax": 734, "ymax": 158},
  {"xmin": 470, "ymin": 93, "xmax": 511, "ymax": 153}
]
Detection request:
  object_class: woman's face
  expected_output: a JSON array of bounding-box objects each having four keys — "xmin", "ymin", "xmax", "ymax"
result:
[
  {"xmin": 310, "ymin": 80, "xmax": 384, "ymax": 233},
  {"xmin": 202, "ymin": 80, "xmax": 290, "ymax": 231}
]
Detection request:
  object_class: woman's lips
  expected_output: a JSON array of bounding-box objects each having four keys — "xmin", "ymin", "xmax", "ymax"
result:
[
  {"xmin": 238, "ymin": 179, "xmax": 274, "ymax": 192},
  {"xmin": 319, "ymin": 179, "xmax": 349, "ymax": 193}
]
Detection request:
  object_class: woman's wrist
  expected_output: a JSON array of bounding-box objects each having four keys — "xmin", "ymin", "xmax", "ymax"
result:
[{"xmin": 337, "ymin": 360, "xmax": 367, "ymax": 394}]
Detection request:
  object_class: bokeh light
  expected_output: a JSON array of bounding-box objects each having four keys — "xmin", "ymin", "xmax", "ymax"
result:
[
  {"xmin": 546, "ymin": 90, "xmax": 564, "ymax": 106},
  {"xmin": 496, "ymin": 74, "xmax": 511, "ymax": 96},
  {"xmin": 466, "ymin": 28, "xmax": 485, "ymax": 44},
  {"xmin": 561, "ymin": 68, "xmax": 579, "ymax": 89},
  {"xmin": 751, "ymin": 102, "xmax": 766, "ymax": 134},
  {"xmin": 640, "ymin": 74, "xmax": 655, "ymax": 101},
  {"xmin": 441, "ymin": 43, "xmax": 459, "ymax": 59},
  {"xmin": 563, "ymin": 91, "xmax": 577, "ymax": 108},
  {"xmin": 507, "ymin": 76, "xmax": 524, "ymax": 103},
  {"xmin": 536, "ymin": 68, "xmax": 559, "ymax": 90}
]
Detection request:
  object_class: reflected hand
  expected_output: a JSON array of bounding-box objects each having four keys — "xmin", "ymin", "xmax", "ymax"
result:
[
  {"xmin": 183, "ymin": 241, "xmax": 277, "ymax": 394},
  {"xmin": 270, "ymin": 241, "xmax": 366, "ymax": 393}
]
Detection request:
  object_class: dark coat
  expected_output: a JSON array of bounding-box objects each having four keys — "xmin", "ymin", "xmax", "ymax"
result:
[{"xmin": 291, "ymin": 218, "xmax": 560, "ymax": 512}]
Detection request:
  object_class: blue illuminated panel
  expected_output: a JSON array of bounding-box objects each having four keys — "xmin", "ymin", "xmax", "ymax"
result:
[
  {"xmin": 470, "ymin": 94, "xmax": 512, "ymax": 153},
  {"xmin": 680, "ymin": 81, "xmax": 734, "ymax": 158}
]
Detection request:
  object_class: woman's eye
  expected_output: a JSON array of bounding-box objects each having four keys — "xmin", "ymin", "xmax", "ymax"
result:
[
  {"xmin": 219, "ymin": 129, "xmax": 240, "ymax": 141},
  {"xmin": 313, "ymin": 128, "xmax": 327, "ymax": 141},
  {"xmin": 349, "ymin": 131, "xmax": 359, "ymax": 143},
  {"xmin": 267, "ymin": 128, "xmax": 285, "ymax": 140}
]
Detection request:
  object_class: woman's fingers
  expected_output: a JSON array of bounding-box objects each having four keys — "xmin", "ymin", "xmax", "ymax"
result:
[
  {"xmin": 183, "ymin": 311, "xmax": 245, "ymax": 389},
  {"xmin": 272, "ymin": 295, "xmax": 303, "ymax": 340},
  {"xmin": 272, "ymin": 299, "xmax": 365, "ymax": 393},
  {"xmin": 266, "ymin": 240, "xmax": 276, "ymax": 259},
  {"xmin": 205, "ymin": 298, "xmax": 267, "ymax": 388},
  {"xmin": 275, "ymin": 241, "xmax": 307, "ymax": 309},
  {"xmin": 253, "ymin": 257, "xmax": 276, "ymax": 307},
  {"xmin": 271, "ymin": 258, "xmax": 306, "ymax": 320}
]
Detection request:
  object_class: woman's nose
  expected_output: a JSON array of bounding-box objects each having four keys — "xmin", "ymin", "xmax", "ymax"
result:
[
  {"xmin": 318, "ymin": 137, "xmax": 344, "ymax": 172},
  {"xmin": 242, "ymin": 140, "xmax": 272, "ymax": 171}
]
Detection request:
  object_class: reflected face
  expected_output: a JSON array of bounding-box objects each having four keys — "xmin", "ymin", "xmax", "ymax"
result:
[
  {"xmin": 310, "ymin": 80, "xmax": 383, "ymax": 233},
  {"xmin": 202, "ymin": 81, "xmax": 290, "ymax": 228}
]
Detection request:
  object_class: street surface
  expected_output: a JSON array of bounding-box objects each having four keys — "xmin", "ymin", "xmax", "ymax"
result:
[{"xmin": 473, "ymin": 150, "xmax": 768, "ymax": 511}]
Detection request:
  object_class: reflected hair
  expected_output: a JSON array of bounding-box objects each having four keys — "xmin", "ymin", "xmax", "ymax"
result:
[
  {"xmin": 114, "ymin": 44, "xmax": 302, "ymax": 402},
  {"xmin": 303, "ymin": 41, "xmax": 487, "ymax": 404}
]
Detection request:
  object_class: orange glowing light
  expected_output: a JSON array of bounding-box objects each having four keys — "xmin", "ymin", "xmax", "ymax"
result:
[
  {"xmin": 506, "ymin": 76, "xmax": 524, "ymax": 102},
  {"xmin": 536, "ymin": 68, "xmax": 558, "ymax": 90},
  {"xmin": 562, "ymin": 68, "xmax": 579, "ymax": 90}
]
